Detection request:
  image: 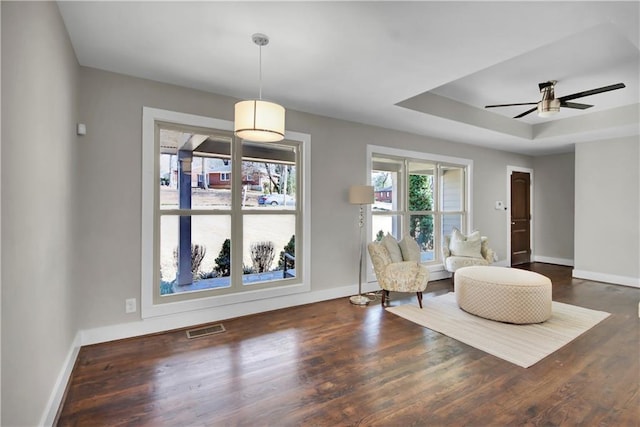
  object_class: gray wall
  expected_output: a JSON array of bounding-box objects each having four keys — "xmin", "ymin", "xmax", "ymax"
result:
[
  {"xmin": 574, "ymin": 137, "xmax": 640, "ymax": 280},
  {"xmin": 75, "ymin": 66, "xmax": 533, "ymax": 330},
  {"xmin": 1, "ymin": 2, "xmax": 79, "ymax": 426},
  {"xmin": 0, "ymin": 4, "xmax": 540, "ymax": 422},
  {"xmin": 533, "ymin": 153, "xmax": 575, "ymax": 263}
]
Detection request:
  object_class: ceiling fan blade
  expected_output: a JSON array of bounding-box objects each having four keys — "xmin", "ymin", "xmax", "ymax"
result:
[
  {"xmin": 558, "ymin": 83, "xmax": 626, "ymax": 102},
  {"xmin": 485, "ymin": 102, "xmax": 538, "ymax": 108},
  {"xmin": 513, "ymin": 107, "xmax": 538, "ymax": 119},
  {"xmin": 560, "ymin": 101, "xmax": 593, "ymax": 110}
]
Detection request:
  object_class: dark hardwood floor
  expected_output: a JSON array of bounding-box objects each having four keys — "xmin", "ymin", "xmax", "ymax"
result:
[{"xmin": 56, "ymin": 264, "xmax": 639, "ymax": 426}]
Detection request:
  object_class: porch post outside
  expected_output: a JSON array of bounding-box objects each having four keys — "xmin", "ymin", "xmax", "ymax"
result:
[{"xmin": 177, "ymin": 150, "xmax": 193, "ymax": 286}]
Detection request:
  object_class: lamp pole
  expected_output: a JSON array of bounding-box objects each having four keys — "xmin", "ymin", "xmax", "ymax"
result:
[
  {"xmin": 348, "ymin": 184, "xmax": 374, "ymax": 305},
  {"xmin": 350, "ymin": 205, "xmax": 370, "ymax": 305}
]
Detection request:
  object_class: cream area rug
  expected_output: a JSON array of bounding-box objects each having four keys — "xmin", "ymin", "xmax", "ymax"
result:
[{"xmin": 386, "ymin": 292, "xmax": 610, "ymax": 368}]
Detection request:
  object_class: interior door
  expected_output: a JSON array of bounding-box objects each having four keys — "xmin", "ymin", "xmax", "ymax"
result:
[{"xmin": 510, "ymin": 171, "xmax": 531, "ymax": 265}]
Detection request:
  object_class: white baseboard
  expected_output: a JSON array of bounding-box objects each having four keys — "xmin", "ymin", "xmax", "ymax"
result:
[
  {"xmin": 572, "ymin": 269, "xmax": 640, "ymax": 288},
  {"xmin": 40, "ymin": 332, "xmax": 81, "ymax": 427},
  {"xmin": 533, "ymin": 256, "xmax": 574, "ymax": 266},
  {"xmin": 428, "ymin": 270, "xmax": 452, "ymax": 281}
]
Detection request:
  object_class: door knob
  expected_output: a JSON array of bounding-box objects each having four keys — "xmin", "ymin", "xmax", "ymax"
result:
[{"xmin": 511, "ymin": 222, "xmax": 516, "ymax": 225}]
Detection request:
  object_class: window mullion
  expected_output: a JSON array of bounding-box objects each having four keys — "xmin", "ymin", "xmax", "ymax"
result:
[
  {"xmin": 402, "ymin": 159, "xmax": 409, "ymax": 236},
  {"xmin": 231, "ymin": 137, "xmax": 242, "ymax": 289},
  {"xmin": 435, "ymin": 163, "xmax": 441, "ymax": 213}
]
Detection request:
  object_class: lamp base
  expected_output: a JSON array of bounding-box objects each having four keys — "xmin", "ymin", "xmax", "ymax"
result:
[{"xmin": 349, "ymin": 294, "xmax": 371, "ymax": 306}]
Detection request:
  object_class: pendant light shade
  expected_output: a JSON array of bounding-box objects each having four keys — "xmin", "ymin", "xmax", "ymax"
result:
[
  {"xmin": 234, "ymin": 33, "xmax": 285, "ymax": 142},
  {"xmin": 234, "ymin": 100, "xmax": 285, "ymax": 142}
]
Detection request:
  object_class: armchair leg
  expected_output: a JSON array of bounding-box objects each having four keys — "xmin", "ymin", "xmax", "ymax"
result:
[
  {"xmin": 381, "ymin": 290, "xmax": 390, "ymax": 307},
  {"xmin": 417, "ymin": 291, "xmax": 423, "ymax": 309}
]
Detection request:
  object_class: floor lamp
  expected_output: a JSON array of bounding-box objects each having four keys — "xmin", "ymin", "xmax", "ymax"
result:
[{"xmin": 349, "ymin": 185, "xmax": 375, "ymax": 305}]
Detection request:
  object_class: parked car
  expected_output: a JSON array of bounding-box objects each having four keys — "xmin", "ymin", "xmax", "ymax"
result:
[{"xmin": 258, "ymin": 194, "xmax": 296, "ymax": 206}]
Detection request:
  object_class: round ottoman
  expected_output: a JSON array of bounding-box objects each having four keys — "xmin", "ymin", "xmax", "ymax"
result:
[{"xmin": 454, "ymin": 266, "xmax": 552, "ymax": 324}]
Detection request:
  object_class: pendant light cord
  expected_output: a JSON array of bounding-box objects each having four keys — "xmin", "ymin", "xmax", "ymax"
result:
[
  {"xmin": 251, "ymin": 33, "xmax": 269, "ymax": 101},
  {"xmin": 258, "ymin": 44, "xmax": 263, "ymax": 100}
]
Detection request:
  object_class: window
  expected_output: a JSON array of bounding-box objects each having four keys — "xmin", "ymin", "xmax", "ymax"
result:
[
  {"xmin": 142, "ymin": 108, "xmax": 310, "ymax": 318},
  {"xmin": 368, "ymin": 145, "xmax": 472, "ymax": 266}
]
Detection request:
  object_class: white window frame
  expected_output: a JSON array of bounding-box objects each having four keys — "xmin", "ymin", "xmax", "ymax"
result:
[
  {"xmin": 220, "ymin": 172, "xmax": 230, "ymax": 181},
  {"xmin": 367, "ymin": 144, "xmax": 473, "ymax": 275},
  {"xmin": 142, "ymin": 107, "xmax": 311, "ymax": 318}
]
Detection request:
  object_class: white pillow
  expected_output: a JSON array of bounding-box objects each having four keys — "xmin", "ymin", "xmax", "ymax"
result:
[
  {"xmin": 398, "ymin": 235, "xmax": 421, "ymax": 262},
  {"xmin": 382, "ymin": 233, "xmax": 403, "ymax": 263},
  {"xmin": 449, "ymin": 228, "xmax": 482, "ymax": 258}
]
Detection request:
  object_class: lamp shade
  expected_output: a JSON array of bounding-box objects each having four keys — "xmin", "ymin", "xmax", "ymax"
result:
[
  {"xmin": 349, "ymin": 185, "xmax": 374, "ymax": 205},
  {"xmin": 235, "ymin": 100, "xmax": 285, "ymax": 142}
]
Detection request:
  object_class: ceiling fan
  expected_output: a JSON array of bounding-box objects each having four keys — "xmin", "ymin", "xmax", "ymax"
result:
[{"xmin": 485, "ymin": 81, "xmax": 626, "ymax": 119}]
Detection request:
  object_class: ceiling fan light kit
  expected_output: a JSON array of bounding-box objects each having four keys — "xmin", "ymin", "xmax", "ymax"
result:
[
  {"xmin": 234, "ymin": 33, "xmax": 285, "ymax": 142},
  {"xmin": 485, "ymin": 80, "xmax": 626, "ymax": 119},
  {"xmin": 536, "ymin": 80, "xmax": 560, "ymax": 117},
  {"xmin": 537, "ymin": 99, "xmax": 561, "ymax": 117}
]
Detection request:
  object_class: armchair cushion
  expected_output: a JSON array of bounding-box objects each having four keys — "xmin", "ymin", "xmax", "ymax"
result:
[
  {"xmin": 369, "ymin": 240, "xmax": 393, "ymax": 275},
  {"xmin": 398, "ymin": 235, "xmax": 421, "ymax": 262},
  {"xmin": 450, "ymin": 228, "xmax": 482, "ymax": 258},
  {"xmin": 382, "ymin": 233, "xmax": 404, "ymax": 263},
  {"xmin": 445, "ymin": 255, "xmax": 489, "ymax": 272},
  {"xmin": 442, "ymin": 229, "xmax": 495, "ymax": 274}
]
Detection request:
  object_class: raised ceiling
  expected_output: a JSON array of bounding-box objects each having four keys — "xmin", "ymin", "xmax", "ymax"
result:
[{"xmin": 57, "ymin": 1, "xmax": 640, "ymax": 156}]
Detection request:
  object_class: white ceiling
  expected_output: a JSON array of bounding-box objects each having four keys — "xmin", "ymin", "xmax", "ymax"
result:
[{"xmin": 57, "ymin": 1, "xmax": 640, "ymax": 156}]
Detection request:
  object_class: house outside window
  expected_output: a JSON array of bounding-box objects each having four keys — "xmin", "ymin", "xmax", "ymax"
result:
[
  {"xmin": 368, "ymin": 145, "xmax": 472, "ymax": 266},
  {"xmin": 220, "ymin": 172, "xmax": 230, "ymax": 181}
]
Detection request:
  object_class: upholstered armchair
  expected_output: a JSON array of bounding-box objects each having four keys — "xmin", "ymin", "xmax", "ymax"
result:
[
  {"xmin": 442, "ymin": 228, "xmax": 495, "ymax": 274},
  {"xmin": 367, "ymin": 235, "xmax": 430, "ymax": 308}
]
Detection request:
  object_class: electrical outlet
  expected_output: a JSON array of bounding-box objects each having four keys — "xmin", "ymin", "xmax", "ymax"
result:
[{"xmin": 125, "ymin": 298, "xmax": 137, "ymax": 314}]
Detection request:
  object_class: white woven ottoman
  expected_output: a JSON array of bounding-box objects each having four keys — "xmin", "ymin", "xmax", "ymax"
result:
[{"xmin": 454, "ymin": 266, "xmax": 552, "ymax": 324}]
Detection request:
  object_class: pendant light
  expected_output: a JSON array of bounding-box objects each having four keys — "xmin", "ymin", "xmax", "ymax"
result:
[{"xmin": 234, "ymin": 33, "xmax": 285, "ymax": 142}]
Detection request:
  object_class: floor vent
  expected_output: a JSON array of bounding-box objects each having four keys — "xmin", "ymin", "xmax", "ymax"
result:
[{"xmin": 186, "ymin": 323, "xmax": 226, "ymax": 339}]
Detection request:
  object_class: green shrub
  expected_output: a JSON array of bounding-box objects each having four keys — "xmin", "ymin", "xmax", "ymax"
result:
[
  {"xmin": 214, "ymin": 239, "xmax": 231, "ymax": 277},
  {"xmin": 278, "ymin": 235, "xmax": 295, "ymax": 270}
]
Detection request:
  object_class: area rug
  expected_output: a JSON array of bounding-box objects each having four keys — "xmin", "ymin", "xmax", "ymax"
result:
[{"xmin": 386, "ymin": 292, "xmax": 610, "ymax": 368}]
